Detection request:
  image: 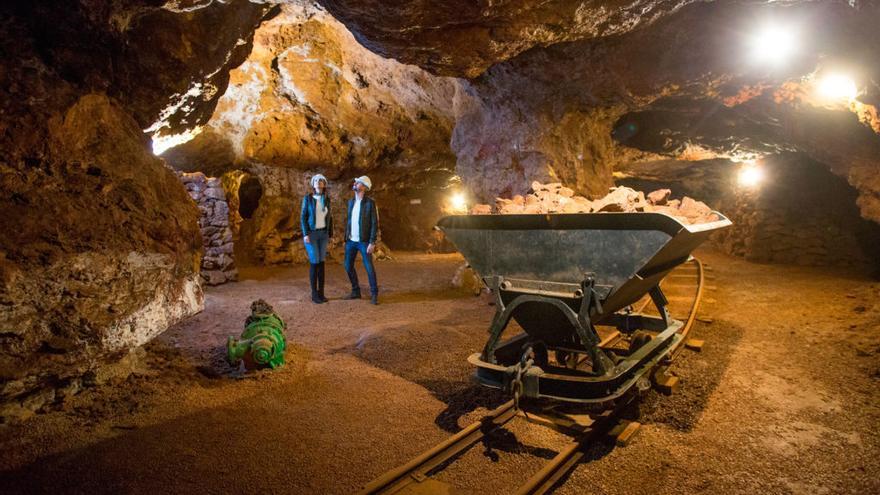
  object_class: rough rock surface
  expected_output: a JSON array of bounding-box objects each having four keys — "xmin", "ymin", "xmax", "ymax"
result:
[
  {"xmin": 0, "ymin": 93, "xmax": 204, "ymax": 422},
  {"xmin": 0, "ymin": 0, "xmax": 272, "ymax": 418},
  {"xmin": 165, "ymin": 2, "xmax": 461, "ymax": 174},
  {"xmin": 450, "ymin": 1, "xmax": 880, "ymax": 223},
  {"xmin": 317, "ymin": 0, "xmax": 701, "ymax": 77},
  {"xmin": 180, "ymin": 173, "xmax": 238, "ymax": 285},
  {"xmin": 617, "ymin": 154, "xmax": 880, "ymax": 269},
  {"xmin": 476, "ymin": 183, "xmax": 720, "ymax": 225},
  {"xmin": 712, "ymin": 157, "xmax": 880, "ymax": 268},
  {"xmin": 163, "ymin": 1, "xmax": 467, "ymax": 254},
  {"xmin": 1, "ymin": 0, "xmax": 273, "ymax": 147}
]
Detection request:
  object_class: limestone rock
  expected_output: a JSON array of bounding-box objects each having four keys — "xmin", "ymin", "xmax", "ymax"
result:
[
  {"xmin": 452, "ymin": 264, "xmax": 483, "ymax": 296},
  {"xmin": 647, "ymin": 189, "xmax": 672, "ymax": 205},
  {"xmin": 450, "ymin": 1, "xmax": 880, "ymax": 227},
  {"xmin": 0, "ymin": 93, "xmax": 204, "ymax": 413},
  {"xmin": 471, "ymin": 204, "xmax": 492, "ymax": 215},
  {"xmin": 318, "ymin": 0, "xmax": 702, "ymax": 78},
  {"xmin": 479, "ymin": 182, "xmax": 720, "ymax": 224},
  {"xmin": 162, "ymin": 2, "xmax": 465, "ymax": 254}
]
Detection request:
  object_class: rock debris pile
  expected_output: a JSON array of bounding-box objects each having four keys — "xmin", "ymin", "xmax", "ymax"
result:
[
  {"xmin": 180, "ymin": 172, "xmax": 238, "ymax": 285},
  {"xmin": 471, "ymin": 182, "xmax": 721, "ymax": 225}
]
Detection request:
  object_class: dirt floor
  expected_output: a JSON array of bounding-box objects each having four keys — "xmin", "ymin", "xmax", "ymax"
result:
[{"xmin": 1, "ymin": 248, "xmax": 878, "ymax": 494}]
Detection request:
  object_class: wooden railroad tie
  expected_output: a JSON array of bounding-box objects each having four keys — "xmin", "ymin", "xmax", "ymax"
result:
[
  {"xmin": 685, "ymin": 339, "xmax": 704, "ymax": 352},
  {"xmin": 652, "ymin": 368, "xmax": 679, "ymax": 395},
  {"xmin": 608, "ymin": 420, "xmax": 642, "ymax": 447}
]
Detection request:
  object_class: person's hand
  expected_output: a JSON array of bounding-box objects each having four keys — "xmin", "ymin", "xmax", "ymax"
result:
[
  {"xmin": 304, "ymin": 235, "xmax": 311, "ymax": 244},
  {"xmin": 367, "ymin": 243, "xmax": 375, "ymax": 254}
]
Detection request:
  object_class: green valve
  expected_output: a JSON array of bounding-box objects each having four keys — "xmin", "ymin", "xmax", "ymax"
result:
[{"xmin": 227, "ymin": 299, "xmax": 287, "ymax": 370}]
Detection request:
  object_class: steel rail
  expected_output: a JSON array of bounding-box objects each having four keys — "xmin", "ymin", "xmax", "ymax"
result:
[
  {"xmin": 359, "ymin": 258, "xmax": 706, "ymax": 495},
  {"xmin": 513, "ymin": 257, "xmax": 706, "ymax": 495},
  {"xmin": 670, "ymin": 257, "xmax": 704, "ymax": 358},
  {"xmin": 358, "ymin": 400, "xmax": 517, "ymax": 495}
]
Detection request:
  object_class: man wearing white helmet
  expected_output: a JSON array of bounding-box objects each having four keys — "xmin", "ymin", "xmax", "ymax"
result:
[
  {"xmin": 301, "ymin": 174, "xmax": 332, "ymax": 304},
  {"xmin": 343, "ymin": 175, "xmax": 380, "ymax": 304}
]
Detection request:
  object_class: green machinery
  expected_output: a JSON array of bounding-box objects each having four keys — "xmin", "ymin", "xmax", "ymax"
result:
[{"xmin": 227, "ymin": 299, "xmax": 286, "ymax": 370}]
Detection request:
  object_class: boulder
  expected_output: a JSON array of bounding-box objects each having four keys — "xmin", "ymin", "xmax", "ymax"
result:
[{"xmin": 647, "ymin": 189, "xmax": 672, "ymax": 205}]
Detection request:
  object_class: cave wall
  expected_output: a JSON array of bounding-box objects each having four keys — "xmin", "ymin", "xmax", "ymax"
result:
[
  {"xmin": 3, "ymin": 0, "xmax": 880, "ymax": 420},
  {"xmin": 161, "ymin": 0, "xmax": 880, "ymax": 261},
  {"xmin": 0, "ymin": 0, "xmax": 274, "ymax": 420},
  {"xmin": 618, "ymin": 156, "xmax": 880, "ymax": 269},
  {"xmin": 0, "ymin": 92, "xmax": 204, "ymax": 421},
  {"xmin": 451, "ymin": 1, "xmax": 880, "ymax": 210},
  {"xmin": 162, "ymin": 1, "xmax": 466, "ymax": 254},
  {"xmin": 713, "ymin": 157, "xmax": 880, "ymax": 268},
  {"xmin": 316, "ymin": 0, "xmax": 703, "ymax": 78}
]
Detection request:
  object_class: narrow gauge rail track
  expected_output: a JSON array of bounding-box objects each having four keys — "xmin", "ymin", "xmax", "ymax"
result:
[{"xmin": 359, "ymin": 258, "xmax": 708, "ymax": 495}]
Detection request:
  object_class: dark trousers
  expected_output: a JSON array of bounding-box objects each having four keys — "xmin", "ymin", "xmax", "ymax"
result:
[{"xmin": 344, "ymin": 240, "xmax": 378, "ymax": 295}]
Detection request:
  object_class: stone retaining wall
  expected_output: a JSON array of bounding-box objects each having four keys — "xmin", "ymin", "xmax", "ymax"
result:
[
  {"xmin": 713, "ymin": 160, "xmax": 878, "ymax": 268},
  {"xmin": 180, "ymin": 172, "xmax": 238, "ymax": 284}
]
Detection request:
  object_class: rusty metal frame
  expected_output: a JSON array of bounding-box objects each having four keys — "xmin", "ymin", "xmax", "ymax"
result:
[
  {"xmin": 482, "ymin": 274, "xmax": 616, "ymax": 376},
  {"xmin": 473, "ymin": 278, "xmax": 681, "ymax": 404}
]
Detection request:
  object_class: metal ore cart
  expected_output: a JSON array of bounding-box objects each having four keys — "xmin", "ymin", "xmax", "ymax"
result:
[{"xmin": 437, "ymin": 212, "xmax": 732, "ymax": 405}]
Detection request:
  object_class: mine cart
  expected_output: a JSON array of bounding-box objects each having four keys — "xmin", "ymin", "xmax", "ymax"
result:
[{"xmin": 437, "ymin": 212, "xmax": 731, "ymax": 405}]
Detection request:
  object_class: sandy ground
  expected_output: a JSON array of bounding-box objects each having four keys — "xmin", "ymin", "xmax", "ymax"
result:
[{"xmin": 1, "ymin": 248, "xmax": 878, "ymax": 494}]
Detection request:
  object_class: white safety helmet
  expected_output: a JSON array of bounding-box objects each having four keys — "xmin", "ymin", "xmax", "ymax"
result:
[
  {"xmin": 354, "ymin": 175, "xmax": 372, "ymax": 191},
  {"xmin": 310, "ymin": 174, "xmax": 328, "ymax": 190}
]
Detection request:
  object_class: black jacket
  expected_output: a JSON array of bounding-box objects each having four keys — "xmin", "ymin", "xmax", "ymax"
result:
[
  {"xmin": 300, "ymin": 194, "xmax": 333, "ymax": 237},
  {"xmin": 345, "ymin": 196, "xmax": 379, "ymax": 244}
]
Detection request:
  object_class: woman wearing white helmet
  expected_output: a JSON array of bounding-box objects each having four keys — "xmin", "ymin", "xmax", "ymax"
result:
[{"xmin": 301, "ymin": 174, "xmax": 332, "ymax": 304}]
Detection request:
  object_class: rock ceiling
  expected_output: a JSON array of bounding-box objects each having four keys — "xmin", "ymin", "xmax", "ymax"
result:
[{"xmin": 151, "ymin": 0, "xmax": 880, "ymax": 220}]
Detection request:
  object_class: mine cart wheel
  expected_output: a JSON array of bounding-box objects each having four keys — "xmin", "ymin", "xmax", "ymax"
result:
[
  {"xmin": 629, "ymin": 331, "xmax": 653, "ymax": 354},
  {"xmin": 554, "ymin": 350, "xmax": 580, "ymax": 369}
]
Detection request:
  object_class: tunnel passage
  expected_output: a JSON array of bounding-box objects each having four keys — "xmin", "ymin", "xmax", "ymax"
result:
[
  {"xmin": 3, "ymin": 0, "xmax": 880, "ymax": 431},
  {"xmin": 238, "ymin": 175, "xmax": 263, "ymax": 220},
  {"xmin": 616, "ymin": 154, "xmax": 880, "ymax": 271},
  {"xmin": 372, "ymin": 169, "xmax": 459, "ymax": 253},
  {"xmin": 610, "ymin": 96, "xmax": 797, "ymax": 159},
  {"xmin": 715, "ymin": 156, "xmax": 880, "ymax": 271}
]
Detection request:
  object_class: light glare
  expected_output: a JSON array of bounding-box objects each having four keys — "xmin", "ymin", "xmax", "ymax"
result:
[
  {"xmin": 738, "ymin": 163, "xmax": 764, "ymax": 188},
  {"xmin": 817, "ymin": 73, "xmax": 858, "ymax": 102},
  {"xmin": 750, "ymin": 25, "xmax": 797, "ymax": 65},
  {"xmin": 450, "ymin": 192, "xmax": 467, "ymax": 212},
  {"xmin": 151, "ymin": 126, "xmax": 203, "ymax": 155}
]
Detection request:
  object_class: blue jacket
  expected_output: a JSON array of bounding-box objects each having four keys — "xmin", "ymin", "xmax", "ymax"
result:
[
  {"xmin": 345, "ymin": 196, "xmax": 379, "ymax": 244},
  {"xmin": 300, "ymin": 194, "xmax": 333, "ymax": 237}
]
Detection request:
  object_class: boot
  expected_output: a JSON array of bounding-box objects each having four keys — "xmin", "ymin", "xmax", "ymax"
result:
[
  {"xmin": 309, "ymin": 264, "xmax": 322, "ymax": 304},
  {"xmin": 370, "ymin": 293, "xmax": 378, "ymax": 305},
  {"xmin": 317, "ymin": 262, "xmax": 328, "ymax": 303},
  {"xmin": 343, "ymin": 289, "xmax": 361, "ymax": 300}
]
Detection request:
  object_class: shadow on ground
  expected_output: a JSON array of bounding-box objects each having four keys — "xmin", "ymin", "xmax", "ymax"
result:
[{"xmin": 637, "ymin": 319, "xmax": 746, "ymax": 431}]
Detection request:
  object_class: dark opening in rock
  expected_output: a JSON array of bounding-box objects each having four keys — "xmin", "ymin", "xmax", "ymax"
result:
[{"xmin": 238, "ymin": 176, "xmax": 263, "ymax": 220}]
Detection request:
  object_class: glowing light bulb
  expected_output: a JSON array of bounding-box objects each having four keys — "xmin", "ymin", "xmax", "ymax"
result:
[
  {"xmin": 749, "ymin": 24, "xmax": 797, "ymax": 65},
  {"xmin": 817, "ymin": 73, "xmax": 858, "ymax": 102},
  {"xmin": 450, "ymin": 192, "xmax": 467, "ymax": 212},
  {"xmin": 737, "ymin": 163, "xmax": 764, "ymax": 188}
]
